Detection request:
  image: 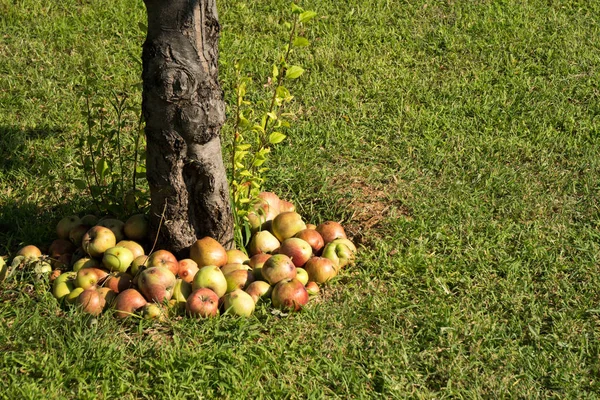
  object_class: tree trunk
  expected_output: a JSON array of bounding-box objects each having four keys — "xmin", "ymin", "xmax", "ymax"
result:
[{"xmin": 142, "ymin": 0, "xmax": 234, "ymax": 256}]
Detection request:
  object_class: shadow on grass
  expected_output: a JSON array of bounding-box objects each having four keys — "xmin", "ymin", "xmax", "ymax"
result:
[{"xmin": 0, "ymin": 124, "xmax": 65, "ymax": 171}]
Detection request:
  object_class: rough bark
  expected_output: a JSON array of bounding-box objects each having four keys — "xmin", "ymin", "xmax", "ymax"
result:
[{"xmin": 142, "ymin": 0, "xmax": 234, "ymax": 255}]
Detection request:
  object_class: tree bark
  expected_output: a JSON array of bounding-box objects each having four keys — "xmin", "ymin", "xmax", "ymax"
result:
[{"xmin": 142, "ymin": 0, "xmax": 234, "ymax": 256}]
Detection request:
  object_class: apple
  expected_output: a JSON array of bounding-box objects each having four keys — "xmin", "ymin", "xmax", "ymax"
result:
[
  {"xmin": 330, "ymin": 238, "xmax": 357, "ymax": 254},
  {"xmin": 177, "ymin": 258, "xmax": 199, "ymax": 283},
  {"xmin": 223, "ymin": 289, "xmax": 255, "ymax": 317},
  {"xmin": 321, "ymin": 242, "xmax": 355, "ymax": 270},
  {"xmin": 80, "ymin": 214, "xmax": 99, "ymax": 226},
  {"xmin": 82, "ymin": 226, "xmax": 116, "ymax": 258},
  {"xmin": 225, "ymin": 269, "xmax": 255, "ymax": 293},
  {"xmin": 186, "ymin": 288, "xmax": 220, "ymax": 318},
  {"xmin": 49, "ymin": 239, "xmax": 76, "ymax": 263},
  {"xmin": 52, "ymin": 271, "xmax": 77, "ymax": 300},
  {"xmin": 116, "ymin": 240, "xmax": 145, "ymax": 259},
  {"xmin": 261, "ymin": 254, "xmax": 296, "ymax": 285},
  {"xmin": 294, "ymin": 229, "xmax": 325, "ymax": 255},
  {"xmin": 77, "ymin": 288, "xmax": 105, "ymax": 316},
  {"xmin": 114, "ymin": 288, "xmax": 147, "ymax": 318},
  {"xmin": 147, "ymin": 249, "xmax": 179, "ymax": 275},
  {"xmin": 316, "ymin": 221, "xmax": 347, "ymax": 244},
  {"xmin": 103, "ymin": 272, "xmax": 133, "ymax": 293},
  {"xmin": 257, "ymin": 191, "xmax": 281, "ymax": 220},
  {"xmin": 56, "ymin": 215, "xmax": 82, "ymax": 240},
  {"xmin": 226, "ymin": 249, "xmax": 249, "ymax": 265},
  {"xmin": 141, "ymin": 303, "xmax": 168, "ymax": 321},
  {"xmin": 102, "ymin": 246, "xmax": 134, "ymax": 273},
  {"xmin": 97, "ymin": 218, "xmax": 126, "ymax": 242},
  {"xmin": 305, "ymin": 281, "xmax": 320, "ymax": 295},
  {"xmin": 69, "ymin": 224, "xmax": 91, "ymax": 247},
  {"xmin": 70, "ymin": 247, "xmax": 87, "ymax": 267},
  {"xmin": 279, "ymin": 200, "xmax": 296, "ymax": 213},
  {"xmin": 271, "ymin": 278, "xmax": 309, "ymax": 311},
  {"xmin": 189, "ymin": 237, "xmax": 228, "ymax": 267},
  {"xmin": 33, "ymin": 260, "xmax": 53, "ymax": 279},
  {"xmin": 192, "ymin": 265, "xmax": 227, "ymax": 298},
  {"xmin": 295, "ymin": 267, "xmax": 309, "ymax": 286},
  {"xmin": 245, "ymin": 281, "xmax": 272, "ymax": 303},
  {"xmin": 130, "ymin": 255, "xmax": 150, "ymax": 276},
  {"xmin": 306, "ymin": 223, "xmax": 317, "ymax": 230},
  {"xmin": 65, "ymin": 287, "xmax": 85, "ymax": 304},
  {"xmin": 247, "ymin": 253, "xmax": 271, "ymax": 281},
  {"xmin": 138, "ymin": 266, "xmax": 176, "ymax": 303},
  {"xmin": 304, "ymin": 257, "xmax": 337, "ymax": 283},
  {"xmin": 75, "ymin": 267, "xmax": 109, "ymax": 289},
  {"xmin": 49, "ymin": 269, "xmax": 62, "ymax": 283},
  {"xmin": 271, "ymin": 212, "xmax": 307, "ymax": 242},
  {"xmin": 169, "ymin": 279, "xmax": 192, "ymax": 311},
  {"xmin": 220, "ymin": 263, "xmax": 250, "ymax": 276},
  {"xmin": 248, "ymin": 230, "xmax": 280, "ymax": 256},
  {"xmin": 124, "ymin": 213, "xmax": 150, "ymax": 242},
  {"xmin": 97, "ymin": 287, "xmax": 117, "ymax": 308},
  {"xmin": 16, "ymin": 245, "xmax": 42, "ymax": 259},
  {"xmin": 278, "ymin": 238, "xmax": 313, "ymax": 268}
]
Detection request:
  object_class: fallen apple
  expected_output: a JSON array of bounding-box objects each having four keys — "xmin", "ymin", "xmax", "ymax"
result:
[
  {"xmin": 316, "ymin": 221, "xmax": 347, "ymax": 244},
  {"xmin": 56, "ymin": 215, "xmax": 82, "ymax": 240},
  {"xmin": 192, "ymin": 265, "xmax": 227, "ymax": 298},
  {"xmin": 77, "ymin": 288, "xmax": 105, "ymax": 316},
  {"xmin": 271, "ymin": 278, "xmax": 309, "ymax": 311},
  {"xmin": 189, "ymin": 237, "xmax": 228, "ymax": 267},
  {"xmin": 137, "ymin": 266, "xmax": 176, "ymax": 303},
  {"xmin": 97, "ymin": 218, "xmax": 126, "ymax": 242},
  {"xmin": 103, "ymin": 272, "xmax": 133, "ymax": 293},
  {"xmin": 248, "ymin": 230, "xmax": 280, "ymax": 256},
  {"xmin": 16, "ymin": 245, "xmax": 42, "ymax": 259},
  {"xmin": 278, "ymin": 237, "xmax": 313, "ymax": 268},
  {"xmin": 186, "ymin": 288, "xmax": 220, "ymax": 318},
  {"xmin": 114, "ymin": 288, "xmax": 147, "ymax": 318},
  {"xmin": 116, "ymin": 240, "xmax": 145, "ymax": 260},
  {"xmin": 177, "ymin": 258, "xmax": 199, "ymax": 283},
  {"xmin": 82, "ymin": 226, "xmax": 116, "ymax": 258},
  {"xmin": 261, "ymin": 254, "xmax": 296, "ymax": 285},
  {"xmin": 146, "ymin": 250, "xmax": 179, "ymax": 275},
  {"xmin": 245, "ymin": 280, "xmax": 272, "ymax": 303},
  {"xmin": 294, "ymin": 229, "xmax": 325, "ymax": 255},
  {"xmin": 304, "ymin": 256, "xmax": 338, "ymax": 283},
  {"xmin": 226, "ymin": 249, "xmax": 249, "ymax": 265},
  {"xmin": 271, "ymin": 212, "xmax": 307, "ymax": 242},
  {"xmin": 102, "ymin": 246, "xmax": 135, "ymax": 273},
  {"xmin": 223, "ymin": 289, "xmax": 255, "ymax": 317},
  {"xmin": 124, "ymin": 213, "xmax": 150, "ymax": 242}
]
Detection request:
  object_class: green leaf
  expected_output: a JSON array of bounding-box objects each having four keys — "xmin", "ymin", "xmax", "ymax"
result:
[
  {"xmin": 253, "ymin": 158, "xmax": 267, "ymax": 167},
  {"xmin": 73, "ymin": 179, "xmax": 88, "ymax": 190},
  {"xmin": 293, "ymin": 37, "xmax": 310, "ymax": 47},
  {"xmin": 272, "ymin": 64, "xmax": 279, "ymax": 79},
  {"xmin": 291, "ymin": 3, "xmax": 304, "ymax": 14},
  {"xmin": 299, "ymin": 11, "xmax": 317, "ymax": 23},
  {"xmin": 276, "ymin": 86, "xmax": 290, "ymax": 99},
  {"xmin": 267, "ymin": 112, "xmax": 278, "ymax": 121},
  {"xmin": 285, "ymin": 66, "xmax": 305, "ymax": 79},
  {"xmin": 96, "ymin": 158, "xmax": 109, "ymax": 180},
  {"xmin": 269, "ymin": 132, "xmax": 286, "ymax": 144}
]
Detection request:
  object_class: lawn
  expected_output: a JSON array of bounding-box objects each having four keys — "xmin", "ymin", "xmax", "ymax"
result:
[{"xmin": 2, "ymin": 0, "xmax": 600, "ymax": 397}]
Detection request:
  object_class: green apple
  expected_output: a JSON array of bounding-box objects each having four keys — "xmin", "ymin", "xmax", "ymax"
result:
[
  {"xmin": 65, "ymin": 287, "xmax": 85, "ymax": 304},
  {"xmin": 271, "ymin": 212, "xmax": 307, "ymax": 242},
  {"xmin": 97, "ymin": 218, "xmax": 126, "ymax": 242},
  {"xmin": 102, "ymin": 246, "xmax": 134, "ymax": 273},
  {"xmin": 56, "ymin": 215, "xmax": 81, "ymax": 240},
  {"xmin": 223, "ymin": 289, "xmax": 255, "ymax": 317},
  {"xmin": 169, "ymin": 279, "xmax": 192, "ymax": 311},
  {"xmin": 295, "ymin": 267, "xmax": 309, "ymax": 286},
  {"xmin": 82, "ymin": 226, "xmax": 117, "ymax": 258},
  {"xmin": 245, "ymin": 280, "xmax": 272, "ymax": 303},
  {"xmin": 248, "ymin": 230, "xmax": 280, "ymax": 256},
  {"xmin": 52, "ymin": 271, "xmax": 77, "ymax": 300},
  {"xmin": 72, "ymin": 257, "xmax": 101, "ymax": 272},
  {"xmin": 0, "ymin": 257, "xmax": 7, "ymax": 282},
  {"xmin": 192, "ymin": 265, "xmax": 227, "ymax": 298},
  {"xmin": 124, "ymin": 214, "xmax": 150, "ymax": 242},
  {"xmin": 75, "ymin": 267, "xmax": 109, "ymax": 289}
]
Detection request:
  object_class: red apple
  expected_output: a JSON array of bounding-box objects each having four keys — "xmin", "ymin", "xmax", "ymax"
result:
[
  {"xmin": 261, "ymin": 254, "xmax": 296, "ymax": 285},
  {"xmin": 103, "ymin": 272, "xmax": 133, "ymax": 293},
  {"xmin": 114, "ymin": 288, "xmax": 147, "ymax": 319},
  {"xmin": 278, "ymin": 238, "xmax": 313, "ymax": 268},
  {"xmin": 304, "ymin": 256, "xmax": 338, "ymax": 283},
  {"xmin": 186, "ymin": 288, "xmax": 220, "ymax": 318},
  {"xmin": 316, "ymin": 221, "xmax": 347, "ymax": 244},
  {"xmin": 271, "ymin": 278, "xmax": 309, "ymax": 311},
  {"xmin": 189, "ymin": 237, "xmax": 228, "ymax": 267},
  {"xmin": 279, "ymin": 200, "xmax": 296, "ymax": 213},
  {"xmin": 97, "ymin": 287, "xmax": 117, "ymax": 308},
  {"xmin": 306, "ymin": 281, "xmax": 320, "ymax": 295},
  {"xmin": 82, "ymin": 226, "xmax": 117, "ymax": 258},
  {"xmin": 271, "ymin": 212, "xmax": 307, "ymax": 242},
  {"xmin": 69, "ymin": 224, "xmax": 91, "ymax": 247},
  {"xmin": 177, "ymin": 258, "xmax": 199, "ymax": 283},
  {"xmin": 77, "ymin": 288, "xmax": 105, "ymax": 316},
  {"xmin": 147, "ymin": 250, "xmax": 179, "ymax": 275},
  {"xmin": 116, "ymin": 240, "xmax": 145, "ymax": 259},
  {"xmin": 294, "ymin": 229, "xmax": 325, "ymax": 255},
  {"xmin": 137, "ymin": 266, "xmax": 177, "ymax": 303}
]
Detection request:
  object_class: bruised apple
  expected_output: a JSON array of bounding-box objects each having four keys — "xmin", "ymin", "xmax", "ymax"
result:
[
  {"xmin": 114, "ymin": 288, "xmax": 147, "ymax": 318},
  {"xmin": 137, "ymin": 266, "xmax": 176, "ymax": 303},
  {"xmin": 177, "ymin": 258, "xmax": 199, "ymax": 283},
  {"xmin": 261, "ymin": 254, "xmax": 296, "ymax": 285},
  {"xmin": 271, "ymin": 278, "xmax": 309, "ymax": 311}
]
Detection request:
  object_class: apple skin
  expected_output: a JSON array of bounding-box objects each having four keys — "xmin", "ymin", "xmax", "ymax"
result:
[
  {"xmin": 103, "ymin": 272, "xmax": 133, "ymax": 293},
  {"xmin": 114, "ymin": 288, "xmax": 147, "ymax": 319},
  {"xmin": 186, "ymin": 288, "xmax": 220, "ymax": 318},
  {"xmin": 124, "ymin": 213, "xmax": 150, "ymax": 242},
  {"xmin": 52, "ymin": 271, "xmax": 77, "ymax": 300},
  {"xmin": 97, "ymin": 287, "xmax": 117, "ymax": 308},
  {"xmin": 220, "ymin": 263, "xmax": 250, "ymax": 276},
  {"xmin": 279, "ymin": 200, "xmax": 296, "ymax": 213},
  {"xmin": 75, "ymin": 267, "xmax": 109, "ymax": 290},
  {"xmin": 226, "ymin": 249, "xmax": 249, "ymax": 265},
  {"xmin": 72, "ymin": 257, "xmax": 101, "ymax": 272},
  {"xmin": 97, "ymin": 218, "xmax": 126, "ymax": 242},
  {"xmin": 192, "ymin": 265, "xmax": 227, "ymax": 298},
  {"xmin": 49, "ymin": 239, "xmax": 76, "ymax": 269},
  {"xmin": 130, "ymin": 255, "xmax": 150, "ymax": 276},
  {"xmin": 224, "ymin": 269, "xmax": 255, "ymax": 293},
  {"xmin": 102, "ymin": 246, "xmax": 135, "ymax": 273},
  {"xmin": 261, "ymin": 254, "xmax": 297, "ymax": 285},
  {"xmin": 294, "ymin": 229, "xmax": 325, "ymax": 255},
  {"xmin": 245, "ymin": 281, "xmax": 272, "ymax": 303},
  {"xmin": 316, "ymin": 221, "xmax": 347, "ymax": 244},
  {"xmin": 138, "ymin": 266, "xmax": 177, "ymax": 303},
  {"xmin": 271, "ymin": 212, "xmax": 307, "ymax": 242},
  {"xmin": 321, "ymin": 242, "xmax": 355, "ymax": 270},
  {"xmin": 304, "ymin": 257, "xmax": 338, "ymax": 283},
  {"xmin": 246, "ymin": 253, "xmax": 271, "ymax": 281},
  {"xmin": 77, "ymin": 288, "xmax": 105, "ymax": 316},
  {"xmin": 16, "ymin": 245, "xmax": 42, "ymax": 259},
  {"xmin": 177, "ymin": 258, "xmax": 199, "ymax": 283},
  {"xmin": 295, "ymin": 268, "xmax": 309, "ymax": 286},
  {"xmin": 305, "ymin": 281, "xmax": 320, "ymax": 295},
  {"xmin": 330, "ymin": 238, "xmax": 357, "ymax": 254},
  {"xmin": 147, "ymin": 250, "xmax": 179, "ymax": 276},
  {"xmin": 141, "ymin": 303, "xmax": 168, "ymax": 321},
  {"xmin": 169, "ymin": 279, "xmax": 192, "ymax": 311},
  {"xmin": 65, "ymin": 287, "xmax": 85, "ymax": 304},
  {"xmin": 223, "ymin": 289, "xmax": 255, "ymax": 317},
  {"xmin": 248, "ymin": 231, "xmax": 280, "ymax": 256},
  {"xmin": 306, "ymin": 223, "xmax": 317, "ymax": 230},
  {"xmin": 271, "ymin": 278, "xmax": 309, "ymax": 311},
  {"xmin": 82, "ymin": 226, "xmax": 117, "ymax": 258},
  {"xmin": 69, "ymin": 224, "xmax": 91, "ymax": 247},
  {"xmin": 278, "ymin": 238, "xmax": 313, "ymax": 268},
  {"xmin": 116, "ymin": 240, "xmax": 145, "ymax": 260},
  {"xmin": 189, "ymin": 237, "xmax": 228, "ymax": 268},
  {"xmin": 56, "ymin": 215, "xmax": 82, "ymax": 240}
]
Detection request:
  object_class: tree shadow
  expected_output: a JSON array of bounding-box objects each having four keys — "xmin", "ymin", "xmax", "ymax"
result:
[{"xmin": 0, "ymin": 124, "xmax": 65, "ymax": 172}]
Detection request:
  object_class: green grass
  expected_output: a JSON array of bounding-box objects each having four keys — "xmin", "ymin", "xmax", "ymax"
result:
[{"xmin": 2, "ymin": 0, "xmax": 600, "ymax": 397}]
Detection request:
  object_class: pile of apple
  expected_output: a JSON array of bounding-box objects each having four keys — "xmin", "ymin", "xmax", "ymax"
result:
[{"xmin": 0, "ymin": 192, "xmax": 356, "ymax": 320}]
